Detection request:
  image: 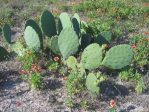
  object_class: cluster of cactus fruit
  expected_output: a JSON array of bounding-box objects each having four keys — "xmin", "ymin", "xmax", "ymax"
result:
[{"xmin": 1, "ymin": 10, "xmax": 134, "ymax": 95}]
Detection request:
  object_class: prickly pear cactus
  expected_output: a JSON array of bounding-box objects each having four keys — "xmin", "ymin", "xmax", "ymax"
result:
[
  {"xmin": 86, "ymin": 73, "xmax": 100, "ymax": 95},
  {"xmin": 58, "ymin": 27, "xmax": 79, "ymax": 59},
  {"xmin": 0, "ymin": 46, "xmax": 9, "ymax": 61},
  {"xmin": 2, "ymin": 24, "xmax": 12, "ymax": 44},
  {"xmin": 25, "ymin": 19, "xmax": 43, "ymax": 49},
  {"xmin": 50, "ymin": 36, "xmax": 60, "ymax": 55},
  {"xmin": 72, "ymin": 13, "xmax": 81, "ymax": 36},
  {"xmin": 66, "ymin": 56, "xmax": 77, "ymax": 71},
  {"xmin": 86, "ymin": 72, "xmax": 106, "ymax": 95},
  {"xmin": 41, "ymin": 10, "xmax": 57, "ymax": 37},
  {"xmin": 80, "ymin": 34, "xmax": 92, "ymax": 50},
  {"xmin": 24, "ymin": 26, "xmax": 41, "ymax": 50},
  {"xmin": 95, "ymin": 31, "xmax": 112, "ymax": 45},
  {"xmin": 81, "ymin": 43, "xmax": 103, "ymax": 70},
  {"xmin": 102, "ymin": 44, "xmax": 133, "ymax": 69},
  {"xmin": 58, "ymin": 12, "xmax": 72, "ymax": 34}
]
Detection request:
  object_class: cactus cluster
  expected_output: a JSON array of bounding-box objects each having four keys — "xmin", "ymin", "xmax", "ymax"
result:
[
  {"xmin": 1, "ymin": 10, "xmax": 133, "ymax": 70},
  {"xmin": 1, "ymin": 24, "xmax": 26, "ymax": 59},
  {"xmin": 40, "ymin": 10, "xmax": 81, "ymax": 58},
  {"xmin": 81, "ymin": 43, "xmax": 133, "ymax": 70},
  {"xmin": 1, "ymin": 9, "xmax": 136, "ymax": 99}
]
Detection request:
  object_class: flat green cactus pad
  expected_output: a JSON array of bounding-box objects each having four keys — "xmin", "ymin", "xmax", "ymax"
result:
[
  {"xmin": 86, "ymin": 73, "xmax": 99, "ymax": 95},
  {"xmin": 72, "ymin": 13, "xmax": 81, "ymax": 36},
  {"xmin": 102, "ymin": 44, "xmax": 133, "ymax": 69},
  {"xmin": 41, "ymin": 10, "xmax": 57, "ymax": 37},
  {"xmin": 24, "ymin": 26, "xmax": 41, "ymax": 50},
  {"xmin": 95, "ymin": 31, "xmax": 112, "ymax": 45},
  {"xmin": 3, "ymin": 24, "xmax": 12, "ymax": 44},
  {"xmin": 25, "ymin": 19, "xmax": 43, "ymax": 49},
  {"xmin": 58, "ymin": 12, "xmax": 72, "ymax": 34},
  {"xmin": 81, "ymin": 43, "xmax": 103, "ymax": 70},
  {"xmin": 50, "ymin": 36, "xmax": 60, "ymax": 55},
  {"xmin": 66, "ymin": 56, "xmax": 77, "ymax": 70},
  {"xmin": 0, "ymin": 46, "xmax": 9, "ymax": 61},
  {"xmin": 58, "ymin": 27, "xmax": 79, "ymax": 59}
]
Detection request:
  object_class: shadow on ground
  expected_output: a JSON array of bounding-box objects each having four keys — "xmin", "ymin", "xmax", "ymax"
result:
[
  {"xmin": 100, "ymin": 80, "xmax": 129, "ymax": 101},
  {"xmin": 43, "ymin": 78, "xmax": 63, "ymax": 90},
  {"xmin": 0, "ymin": 70, "xmax": 21, "ymax": 88}
]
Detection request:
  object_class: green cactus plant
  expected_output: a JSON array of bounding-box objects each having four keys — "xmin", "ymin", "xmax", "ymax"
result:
[
  {"xmin": 95, "ymin": 31, "xmax": 112, "ymax": 45},
  {"xmin": 81, "ymin": 43, "xmax": 103, "ymax": 70},
  {"xmin": 58, "ymin": 12, "xmax": 72, "ymax": 34},
  {"xmin": 86, "ymin": 72, "xmax": 106, "ymax": 96},
  {"xmin": 24, "ymin": 26, "xmax": 41, "ymax": 51},
  {"xmin": 72, "ymin": 13, "xmax": 81, "ymax": 36},
  {"xmin": 58, "ymin": 27, "xmax": 79, "ymax": 59},
  {"xmin": 41, "ymin": 10, "xmax": 57, "ymax": 37},
  {"xmin": 66, "ymin": 56, "xmax": 78, "ymax": 71},
  {"xmin": 86, "ymin": 73, "xmax": 99, "ymax": 95},
  {"xmin": 80, "ymin": 34, "xmax": 92, "ymax": 50},
  {"xmin": 50, "ymin": 36, "xmax": 60, "ymax": 55},
  {"xmin": 0, "ymin": 46, "xmax": 9, "ymax": 61},
  {"xmin": 102, "ymin": 44, "xmax": 133, "ymax": 69},
  {"xmin": 25, "ymin": 19, "xmax": 43, "ymax": 49},
  {"xmin": 2, "ymin": 24, "xmax": 12, "ymax": 44}
]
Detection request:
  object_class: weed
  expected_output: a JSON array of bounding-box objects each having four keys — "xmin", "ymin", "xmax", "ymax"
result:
[
  {"xmin": 66, "ymin": 71, "xmax": 86, "ymax": 96},
  {"xmin": 130, "ymin": 34, "xmax": 149, "ymax": 68},
  {"xmin": 29, "ymin": 72, "xmax": 43, "ymax": 90},
  {"xmin": 119, "ymin": 69, "xmax": 146, "ymax": 94},
  {"xmin": 18, "ymin": 49, "xmax": 39, "ymax": 70}
]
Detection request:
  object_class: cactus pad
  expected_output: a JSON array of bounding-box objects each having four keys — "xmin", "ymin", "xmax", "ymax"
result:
[
  {"xmin": 86, "ymin": 73, "xmax": 100, "ymax": 95},
  {"xmin": 72, "ymin": 13, "xmax": 81, "ymax": 36},
  {"xmin": 41, "ymin": 10, "xmax": 57, "ymax": 37},
  {"xmin": 102, "ymin": 44, "xmax": 133, "ymax": 69},
  {"xmin": 24, "ymin": 26, "xmax": 41, "ymax": 50},
  {"xmin": 50, "ymin": 36, "xmax": 60, "ymax": 55},
  {"xmin": 58, "ymin": 12, "xmax": 72, "ymax": 34},
  {"xmin": 80, "ymin": 34, "xmax": 92, "ymax": 50},
  {"xmin": 0, "ymin": 46, "xmax": 9, "ymax": 61},
  {"xmin": 2, "ymin": 24, "xmax": 12, "ymax": 44},
  {"xmin": 58, "ymin": 27, "xmax": 79, "ymax": 59},
  {"xmin": 25, "ymin": 19, "xmax": 43, "ymax": 49},
  {"xmin": 95, "ymin": 31, "xmax": 112, "ymax": 45},
  {"xmin": 81, "ymin": 43, "xmax": 103, "ymax": 70},
  {"xmin": 66, "ymin": 56, "xmax": 77, "ymax": 70}
]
